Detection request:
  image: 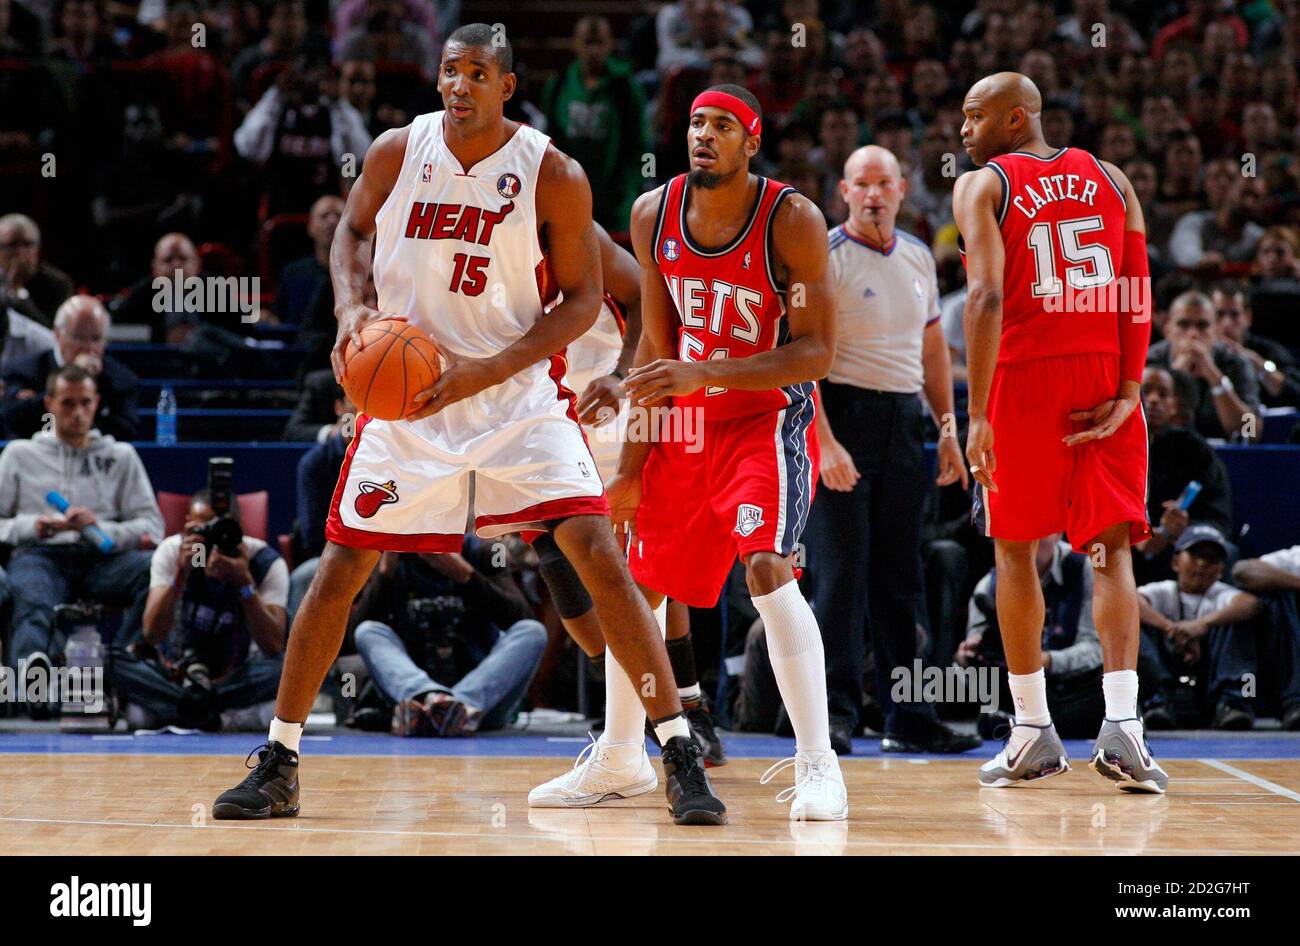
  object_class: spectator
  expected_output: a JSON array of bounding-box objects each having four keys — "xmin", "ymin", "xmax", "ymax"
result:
[
  {"xmin": 0, "ymin": 213, "xmax": 75, "ymax": 328},
  {"xmin": 1213, "ymin": 284, "xmax": 1300, "ymax": 408},
  {"xmin": 113, "ymin": 488, "xmax": 288, "ymax": 731},
  {"xmin": 107, "ymin": 232, "xmax": 206, "ymax": 344},
  {"xmin": 1134, "ymin": 365, "xmax": 1234, "ymax": 585},
  {"xmin": 229, "ymin": 0, "xmax": 314, "ymax": 108},
  {"xmin": 1158, "ymin": 130, "xmax": 1205, "ymax": 218},
  {"xmin": 655, "ymin": 0, "xmax": 762, "ymax": 73},
  {"xmin": 956, "ymin": 535, "xmax": 1103, "ymax": 739},
  {"xmin": 1124, "ymin": 159, "xmax": 1178, "ymax": 265},
  {"xmin": 1146, "ymin": 290, "xmax": 1260, "ymax": 441},
  {"xmin": 1137, "ymin": 524, "xmax": 1261, "ymax": 730},
  {"xmin": 1248, "ymin": 226, "xmax": 1300, "ymax": 348},
  {"xmin": 1151, "ymin": 0, "xmax": 1248, "ymax": 62},
  {"xmin": 338, "ymin": 57, "xmax": 388, "ymax": 138},
  {"xmin": 283, "ymin": 367, "xmax": 345, "ymax": 443},
  {"xmin": 275, "ymin": 195, "xmax": 343, "ymax": 325},
  {"xmin": 3, "ymin": 295, "xmax": 139, "ymax": 441},
  {"xmin": 334, "ymin": 0, "xmax": 450, "ymax": 46},
  {"xmin": 351, "ymin": 541, "xmax": 547, "ymax": 736},
  {"xmin": 233, "ymin": 54, "xmax": 371, "ymax": 216},
  {"xmin": 287, "ymin": 391, "xmax": 353, "ymax": 621},
  {"xmin": 46, "ymin": 0, "xmax": 120, "ymax": 69},
  {"xmin": 541, "ymin": 16, "xmax": 648, "ymax": 232},
  {"xmin": 1231, "ymin": 543, "xmax": 1300, "ymax": 731},
  {"xmin": 0, "ymin": 366, "xmax": 161, "ymax": 709},
  {"xmin": 336, "ymin": 1, "xmax": 438, "ymax": 77},
  {"xmin": 1168, "ymin": 174, "xmax": 1268, "ymax": 272}
]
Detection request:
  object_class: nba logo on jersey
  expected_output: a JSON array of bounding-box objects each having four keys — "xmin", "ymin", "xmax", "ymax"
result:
[
  {"xmin": 735, "ymin": 503, "xmax": 764, "ymax": 536},
  {"xmin": 742, "ymin": 251, "xmax": 751, "ymax": 270},
  {"xmin": 421, "ymin": 162, "xmax": 432, "ymax": 182},
  {"xmin": 497, "ymin": 173, "xmax": 521, "ymax": 198},
  {"xmin": 662, "ymin": 238, "xmax": 681, "ymax": 261},
  {"xmin": 578, "ymin": 460, "xmax": 590, "ymax": 478}
]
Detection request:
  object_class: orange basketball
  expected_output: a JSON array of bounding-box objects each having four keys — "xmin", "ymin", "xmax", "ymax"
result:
[{"xmin": 341, "ymin": 318, "xmax": 441, "ymax": 420}]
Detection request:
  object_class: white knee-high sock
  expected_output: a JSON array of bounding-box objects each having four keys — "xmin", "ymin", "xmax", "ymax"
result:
[
  {"xmin": 752, "ymin": 580, "xmax": 831, "ymax": 754},
  {"xmin": 602, "ymin": 599, "xmax": 668, "ymax": 759}
]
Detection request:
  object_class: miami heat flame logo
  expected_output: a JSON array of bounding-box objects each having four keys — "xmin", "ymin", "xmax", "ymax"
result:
[{"xmin": 355, "ymin": 480, "xmax": 399, "ymax": 518}]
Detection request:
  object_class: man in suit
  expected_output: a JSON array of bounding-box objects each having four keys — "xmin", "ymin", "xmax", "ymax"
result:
[
  {"xmin": 282, "ymin": 367, "xmax": 345, "ymax": 442},
  {"xmin": 3, "ymin": 295, "xmax": 140, "ymax": 441}
]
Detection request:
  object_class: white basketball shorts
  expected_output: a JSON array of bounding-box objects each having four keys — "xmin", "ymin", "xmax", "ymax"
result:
[{"xmin": 325, "ymin": 362, "xmax": 608, "ymax": 551}]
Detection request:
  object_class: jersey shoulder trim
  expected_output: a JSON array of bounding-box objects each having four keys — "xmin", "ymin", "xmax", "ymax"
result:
[
  {"xmin": 1082, "ymin": 150, "xmax": 1128, "ymax": 209},
  {"xmin": 650, "ymin": 177, "xmax": 678, "ymax": 266},
  {"xmin": 982, "ymin": 161, "xmax": 1011, "ymax": 226},
  {"xmin": 763, "ymin": 184, "xmax": 797, "ymax": 293}
]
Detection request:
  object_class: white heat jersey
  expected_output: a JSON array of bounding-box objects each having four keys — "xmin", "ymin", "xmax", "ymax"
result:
[{"xmin": 371, "ymin": 112, "xmax": 564, "ymax": 432}]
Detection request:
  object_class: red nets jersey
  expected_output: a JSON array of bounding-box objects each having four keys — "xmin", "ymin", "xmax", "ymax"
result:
[
  {"xmin": 973, "ymin": 147, "xmax": 1130, "ymax": 363},
  {"xmin": 652, "ymin": 174, "xmax": 813, "ymax": 419}
]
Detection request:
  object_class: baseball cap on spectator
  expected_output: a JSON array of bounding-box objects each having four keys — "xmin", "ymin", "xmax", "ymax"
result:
[{"xmin": 1175, "ymin": 523, "xmax": 1230, "ymax": 557}]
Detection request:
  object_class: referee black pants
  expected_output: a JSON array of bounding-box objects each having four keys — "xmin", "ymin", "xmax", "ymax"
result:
[{"xmin": 805, "ymin": 381, "xmax": 935, "ymax": 737}]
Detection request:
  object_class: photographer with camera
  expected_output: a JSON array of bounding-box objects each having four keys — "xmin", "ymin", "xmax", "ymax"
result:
[
  {"xmin": 111, "ymin": 477, "xmax": 288, "ymax": 731},
  {"xmin": 350, "ymin": 536, "xmax": 546, "ymax": 737},
  {"xmin": 955, "ymin": 534, "xmax": 1104, "ymax": 739},
  {"xmin": 0, "ymin": 365, "xmax": 160, "ymax": 714}
]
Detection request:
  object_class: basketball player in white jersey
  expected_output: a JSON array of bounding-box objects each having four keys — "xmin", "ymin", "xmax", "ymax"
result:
[{"xmin": 211, "ymin": 24, "xmax": 726, "ymax": 826}]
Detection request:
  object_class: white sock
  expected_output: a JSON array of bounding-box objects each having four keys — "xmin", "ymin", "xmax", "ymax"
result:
[
  {"xmin": 268, "ymin": 717, "xmax": 303, "ymax": 753},
  {"xmin": 652, "ymin": 715, "xmax": 690, "ymax": 745},
  {"xmin": 1008, "ymin": 670, "xmax": 1051, "ymax": 726},
  {"xmin": 1103, "ymin": 669, "xmax": 1139, "ymax": 721},
  {"xmin": 678, "ymin": 682, "xmax": 702, "ymax": 702},
  {"xmin": 601, "ymin": 598, "xmax": 668, "ymax": 759},
  {"xmin": 752, "ymin": 579, "xmax": 831, "ymax": 754}
]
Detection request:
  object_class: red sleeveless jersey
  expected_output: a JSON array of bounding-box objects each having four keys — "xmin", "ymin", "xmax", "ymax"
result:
[
  {"xmin": 976, "ymin": 147, "xmax": 1131, "ymax": 364},
  {"xmin": 652, "ymin": 173, "xmax": 813, "ymax": 419}
]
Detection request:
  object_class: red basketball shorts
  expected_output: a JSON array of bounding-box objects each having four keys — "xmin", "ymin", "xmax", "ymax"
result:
[
  {"xmin": 629, "ymin": 400, "xmax": 819, "ymax": 607},
  {"xmin": 972, "ymin": 352, "xmax": 1150, "ymax": 552}
]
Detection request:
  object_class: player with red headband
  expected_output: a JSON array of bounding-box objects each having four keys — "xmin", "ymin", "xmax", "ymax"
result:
[{"xmin": 530, "ymin": 83, "xmax": 847, "ymax": 821}]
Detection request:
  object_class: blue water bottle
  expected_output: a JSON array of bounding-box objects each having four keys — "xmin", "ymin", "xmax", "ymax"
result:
[{"xmin": 156, "ymin": 384, "xmax": 177, "ymax": 446}]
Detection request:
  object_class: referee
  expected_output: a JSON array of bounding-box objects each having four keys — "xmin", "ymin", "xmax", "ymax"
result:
[{"xmin": 806, "ymin": 145, "xmax": 980, "ymax": 755}]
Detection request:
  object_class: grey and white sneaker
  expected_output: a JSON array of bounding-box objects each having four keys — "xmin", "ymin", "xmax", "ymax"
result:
[
  {"xmin": 1089, "ymin": 717, "xmax": 1169, "ymax": 794},
  {"xmin": 978, "ymin": 722, "xmax": 1070, "ymax": 787},
  {"xmin": 528, "ymin": 735, "xmax": 657, "ymax": 808}
]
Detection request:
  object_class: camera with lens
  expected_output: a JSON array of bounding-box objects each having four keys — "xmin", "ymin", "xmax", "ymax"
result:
[
  {"xmin": 192, "ymin": 456, "xmax": 243, "ymax": 556},
  {"xmin": 407, "ymin": 596, "xmax": 467, "ymax": 685}
]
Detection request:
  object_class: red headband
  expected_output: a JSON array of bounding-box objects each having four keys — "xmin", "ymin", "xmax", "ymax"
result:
[{"xmin": 690, "ymin": 91, "xmax": 762, "ymax": 136}]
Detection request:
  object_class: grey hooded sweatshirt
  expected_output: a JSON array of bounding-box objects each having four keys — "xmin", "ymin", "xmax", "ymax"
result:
[{"xmin": 0, "ymin": 429, "xmax": 163, "ymax": 550}]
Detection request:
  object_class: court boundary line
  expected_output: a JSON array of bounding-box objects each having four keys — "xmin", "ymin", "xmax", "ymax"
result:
[
  {"xmin": 0, "ymin": 814, "xmax": 1295, "ymax": 855},
  {"xmin": 1199, "ymin": 759, "xmax": 1300, "ymax": 803}
]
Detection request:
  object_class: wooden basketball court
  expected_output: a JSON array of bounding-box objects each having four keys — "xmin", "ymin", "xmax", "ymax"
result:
[{"xmin": 3, "ymin": 750, "xmax": 1299, "ymax": 855}]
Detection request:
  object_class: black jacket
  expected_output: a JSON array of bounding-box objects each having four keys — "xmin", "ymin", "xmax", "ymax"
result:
[
  {"xmin": 282, "ymin": 368, "xmax": 343, "ymax": 441},
  {"xmin": 2, "ymin": 350, "xmax": 140, "ymax": 440}
]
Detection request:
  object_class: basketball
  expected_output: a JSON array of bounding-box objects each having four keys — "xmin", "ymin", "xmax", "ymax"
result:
[{"xmin": 341, "ymin": 318, "xmax": 441, "ymax": 420}]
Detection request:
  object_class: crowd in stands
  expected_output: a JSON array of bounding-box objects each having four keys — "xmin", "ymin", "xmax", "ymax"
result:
[{"xmin": 1, "ymin": 0, "xmax": 1299, "ymax": 738}]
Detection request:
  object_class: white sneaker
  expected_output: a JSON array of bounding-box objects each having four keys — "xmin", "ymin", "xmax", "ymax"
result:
[
  {"xmin": 760, "ymin": 750, "xmax": 849, "ymax": 821},
  {"xmin": 528, "ymin": 735, "xmax": 658, "ymax": 808}
]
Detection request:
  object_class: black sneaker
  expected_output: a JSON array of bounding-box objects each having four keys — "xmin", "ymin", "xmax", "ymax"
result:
[
  {"xmin": 830, "ymin": 717, "xmax": 855, "ymax": 756},
  {"xmin": 882, "ymin": 718, "xmax": 983, "ymax": 754},
  {"xmin": 1212, "ymin": 701, "xmax": 1254, "ymax": 731},
  {"xmin": 1284, "ymin": 705, "xmax": 1300, "ymax": 732},
  {"xmin": 661, "ymin": 735, "xmax": 727, "ymax": 825},
  {"xmin": 1142, "ymin": 703, "xmax": 1176, "ymax": 731},
  {"xmin": 685, "ymin": 695, "xmax": 727, "ymax": 766},
  {"xmin": 212, "ymin": 742, "xmax": 301, "ymax": 820}
]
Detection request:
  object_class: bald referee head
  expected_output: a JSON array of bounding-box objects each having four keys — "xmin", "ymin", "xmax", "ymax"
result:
[{"xmin": 839, "ymin": 144, "xmax": 908, "ymax": 248}]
